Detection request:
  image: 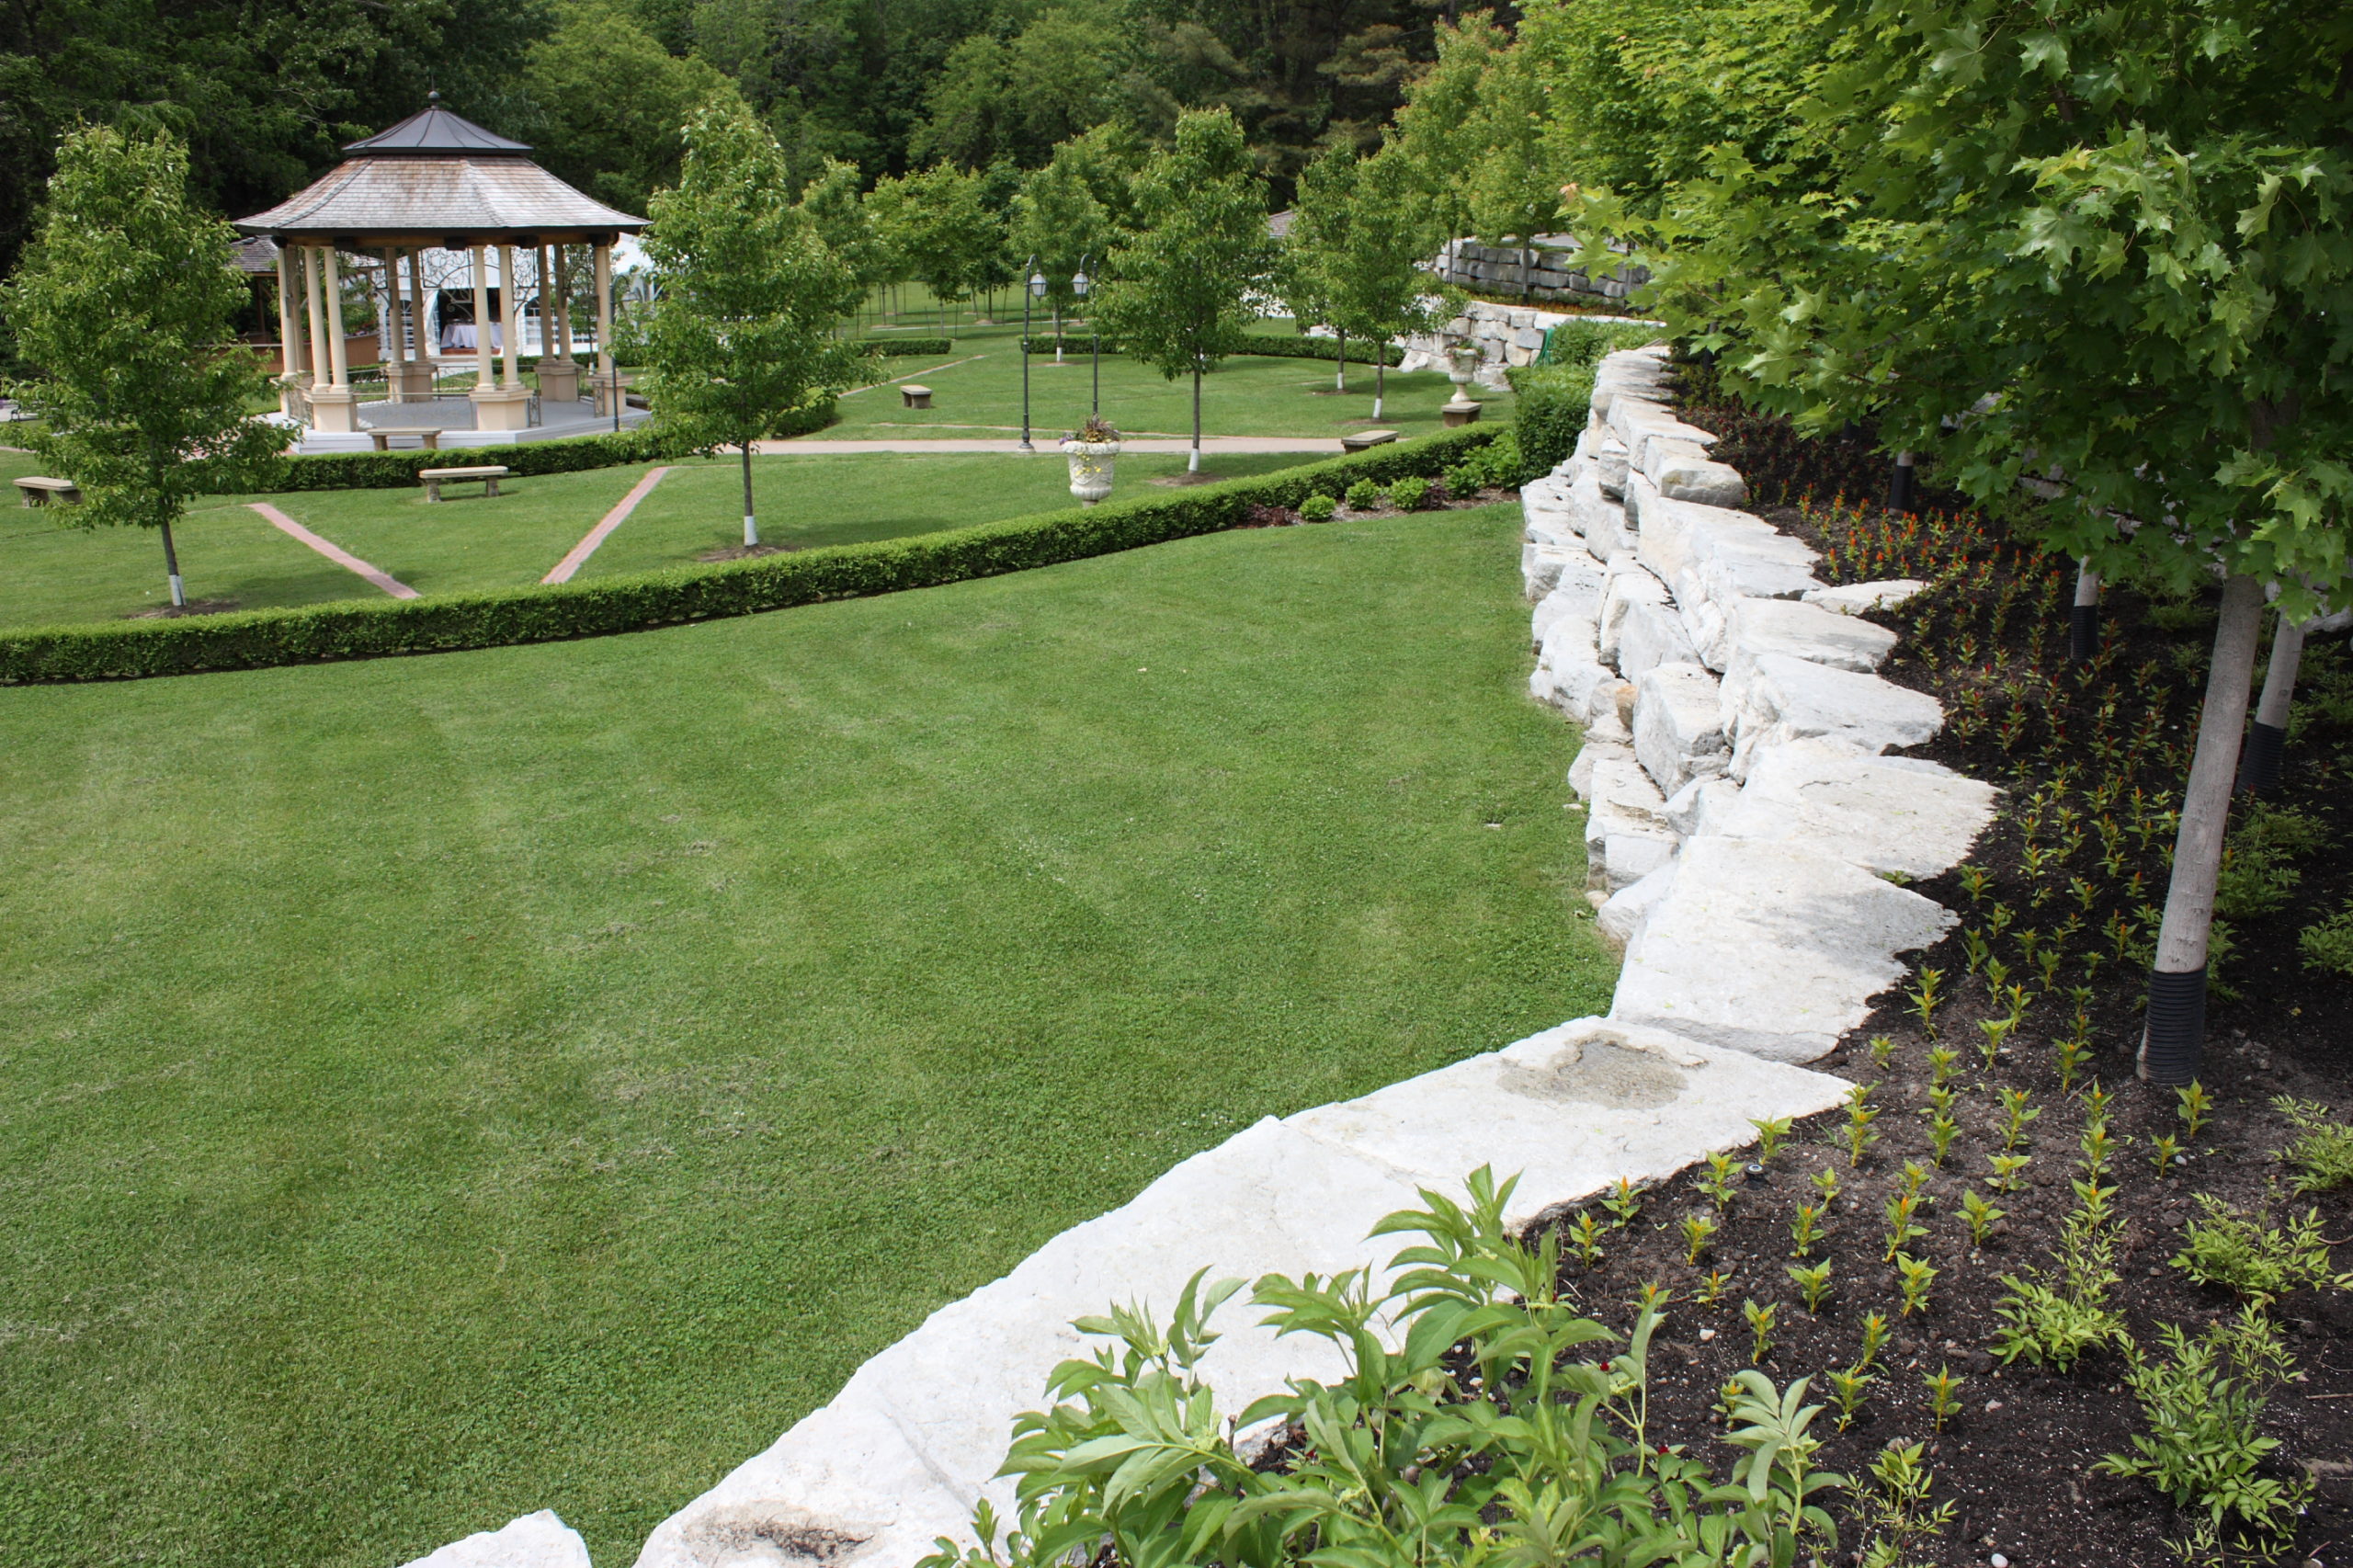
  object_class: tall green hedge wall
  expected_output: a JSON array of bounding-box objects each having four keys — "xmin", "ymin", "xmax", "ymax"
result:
[{"xmin": 2, "ymin": 426, "xmax": 1500, "ymax": 685}]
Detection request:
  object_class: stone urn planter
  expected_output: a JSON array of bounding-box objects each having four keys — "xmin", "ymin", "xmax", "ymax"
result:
[{"xmin": 1062, "ymin": 417, "xmax": 1121, "ymax": 506}]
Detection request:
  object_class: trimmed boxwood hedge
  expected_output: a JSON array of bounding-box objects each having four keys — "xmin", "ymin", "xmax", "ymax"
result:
[
  {"xmin": 1019, "ymin": 334, "xmax": 1406, "ymax": 368},
  {"xmin": 857, "ymin": 337, "xmax": 955, "ymax": 357},
  {"xmin": 1506, "ymin": 362, "xmax": 1597, "ymax": 483},
  {"xmin": 1, "ymin": 426, "xmax": 1500, "ymax": 685},
  {"xmin": 219, "ymin": 397, "xmax": 840, "ymax": 494}
]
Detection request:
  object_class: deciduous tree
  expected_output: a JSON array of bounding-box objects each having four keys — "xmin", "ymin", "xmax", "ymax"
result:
[{"xmin": 0, "ymin": 124, "xmax": 285, "ymax": 609}]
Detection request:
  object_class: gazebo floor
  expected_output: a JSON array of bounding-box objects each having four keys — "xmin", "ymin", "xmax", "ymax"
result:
[{"xmin": 290, "ymin": 396, "xmax": 651, "ymax": 455}]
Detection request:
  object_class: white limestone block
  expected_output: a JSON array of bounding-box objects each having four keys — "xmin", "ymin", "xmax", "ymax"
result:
[
  {"xmin": 1567, "ymin": 735, "xmax": 1632, "ymax": 801},
  {"xmin": 1615, "ymin": 598, "xmax": 1703, "ymax": 685},
  {"xmin": 1711, "ymin": 738, "xmax": 1998, "ymax": 881},
  {"xmin": 1585, "ymin": 676, "xmax": 1634, "ymax": 727},
  {"xmin": 1590, "ymin": 349, "xmax": 1674, "ymax": 418},
  {"xmin": 405, "ymin": 1513, "xmax": 591, "ymax": 1568},
  {"xmin": 1803, "ymin": 579, "xmax": 1927, "ymax": 617},
  {"xmin": 1631, "ymin": 661, "xmax": 1730, "ymax": 796},
  {"xmin": 1584, "ymin": 755, "xmax": 1677, "ymax": 892},
  {"xmin": 1628, "ymin": 476, "xmax": 1821, "ymax": 613},
  {"xmin": 1607, "ymin": 396, "xmax": 1718, "ymax": 473},
  {"xmin": 1662, "ymin": 776, "xmax": 1743, "ymax": 837},
  {"xmin": 1596, "ymin": 434, "xmax": 1631, "ymax": 498},
  {"xmin": 1726, "ymin": 597, "xmax": 1900, "ymax": 674},
  {"xmin": 1569, "ymin": 468, "xmax": 1635, "ymax": 556},
  {"xmin": 1647, "ymin": 437, "xmax": 1748, "ymax": 508},
  {"xmin": 1522, "ymin": 540, "xmax": 1594, "ymax": 603},
  {"xmin": 1722, "ymin": 653, "xmax": 1945, "ymax": 778},
  {"xmin": 1609, "ymin": 835, "xmax": 1959, "ymax": 1062},
  {"xmin": 1597, "ymin": 562, "xmax": 1670, "ymax": 665},
  {"xmin": 1596, "ymin": 863, "xmax": 1676, "ymax": 951}
]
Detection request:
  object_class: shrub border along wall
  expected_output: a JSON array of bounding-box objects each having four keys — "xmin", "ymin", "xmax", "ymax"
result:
[
  {"xmin": 2, "ymin": 427, "xmax": 1501, "ymax": 685},
  {"xmin": 858, "ymin": 337, "xmax": 955, "ymax": 358},
  {"xmin": 1019, "ymin": 334, "xmax": 1406, "ymax": 368},
  {"xmin": 224, "ymin": 397, "xmax": 840, "ymax": 494}
]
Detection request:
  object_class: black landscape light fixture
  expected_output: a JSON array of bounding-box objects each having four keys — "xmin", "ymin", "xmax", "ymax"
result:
[
  {"xmin": 1020, "ymin": 255, "xmax": 1046, "ymax": 452},
  {"xmin": 1072, "ymin": 256, "xmax": 1097, "ymax": 415}
]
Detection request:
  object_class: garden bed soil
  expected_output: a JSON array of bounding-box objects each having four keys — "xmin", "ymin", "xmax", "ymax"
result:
[{"xmin": 1516, "ymin": 369, "xmax": 2353, "ymax": 1566}]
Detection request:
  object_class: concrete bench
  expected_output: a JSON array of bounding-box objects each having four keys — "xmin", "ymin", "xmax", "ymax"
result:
[
  {"xmin": 420, "ymin": 465, "xmax": 510, "ymax": 503},
  {"xmin": 1441, "ymin": 402, "xmax": 1484, "ymax": 428},
  {"xmin": 900, "ymin": 384, "xmax": 933, "ymax": 409},
  {"xmin": 1340, "ymin": 429, "xmax": 1399, "ymax": 452},
  {"xmin": 368, "ymin": 427, "xmax": 443, "ymax": 451},
  {"xmin": 14, "ymin": 475, "xmax": 81, "ymax": 507}
]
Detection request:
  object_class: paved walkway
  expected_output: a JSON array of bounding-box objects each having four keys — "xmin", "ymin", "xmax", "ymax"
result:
[
  {"xmin": 247, "ymin": 503, "xmax": 419, "ymax": 599},
  {"xmin": 542, "ymin": 466, "xmax": 671, "ymax": 585},
  {"xmin": 753, "ymin": 436, "xmax": 1347, "ymax": 456}
]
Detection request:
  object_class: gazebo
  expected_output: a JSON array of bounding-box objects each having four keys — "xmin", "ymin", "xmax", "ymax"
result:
[{"xmin": 235, "ymin": 96, "xmax": 646, "ymax": 442}]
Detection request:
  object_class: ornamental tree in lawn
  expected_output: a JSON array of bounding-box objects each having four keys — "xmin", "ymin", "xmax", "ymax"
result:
[
  {"xmin": 1095, "ymin": 108, "xmax": 1275, "ymax": 472},
  {"xmin": 0, "ymin": 125, "xmax": 284, "ymax": 609},
  {"xmin": 796, "ymin": 157, "xmax": 889, "ymax": 327},
  {"xmin": 1334, "ymin": 147, "xmax": 1449, "ymax": 420},
  {"xmin": 1009, "ymin": 157, "xmax": 1111, "ymax": 355},
  {"xmin": 1581, "ymin": 0, "xmax": 2353, "ymax": 1084},
  {"xmin": 1279, "ymin": 145, "xmax": 1354, "ymax": 392},
  {"xmin": 868, "ymin": 164, "xmax": 1005, "ymax": 331},
  {"xmin": 640, "ymin": 102, "xmax": 857, "ymax": 549}
]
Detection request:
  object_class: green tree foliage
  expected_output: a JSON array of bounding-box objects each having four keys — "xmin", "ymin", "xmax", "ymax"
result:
[
  {"xmin": 638, "ymin": 102, "xmax": 856, "ymax": 548},
  {"xmin": 1297, "ymin": 145, "xmax": 1447, "ymax": 413},
  {"xmin": 0, "ymin": 125, "xmax": 286, "ymax": 608},
  {"xmin": 0, "ymin": 0, "xmax": 550, "ymax": 288},
  {"xmin": 522, "ymin": 3, "xmax": 740, "ymax": 217},
  {"xmin": 1094, "ymin": 108, "xmax": 1274, "ymax": 471},
  {"xmin": 1384, "ymin": 13, "xmax": 1513, "ymax": 246},
  {"xmin": 868, "ymin": 163, "xmax": 1008, "ymax": 323},
  {"xmin": 1010, "ymin": 158, "xmax": 1114, "ymax": 337},
  {"xmin": 796, "ymin": 156, "xmax": 889, "ymax": 317}
]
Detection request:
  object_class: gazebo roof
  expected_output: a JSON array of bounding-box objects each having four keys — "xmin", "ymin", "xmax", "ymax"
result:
[{"xmin": 234, "ymin": 97, "xmax": 645, "ymax": 246}]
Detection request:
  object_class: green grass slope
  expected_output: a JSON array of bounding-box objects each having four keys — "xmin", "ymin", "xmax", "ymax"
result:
[{"xmin": 0, "ymin": 502, "xmax": 1608, "ymax": 1568}]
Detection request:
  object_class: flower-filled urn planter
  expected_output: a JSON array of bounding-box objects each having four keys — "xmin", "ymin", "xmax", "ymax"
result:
[{"xmin": 1061, "ymin": 415, "xmax": 1121, "ymax": 506}]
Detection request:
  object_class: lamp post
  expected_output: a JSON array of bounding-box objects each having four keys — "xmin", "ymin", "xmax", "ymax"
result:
[
  {"xmin": 1020, "ymin": 256, "xmax": 1046, "ymax": 452},
  {"xmin": 1072, "ymin": 256, "xmax": 1097, "ymax": 416}
]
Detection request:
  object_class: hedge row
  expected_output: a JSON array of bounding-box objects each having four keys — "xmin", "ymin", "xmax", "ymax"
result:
[
  {"xmin": 1506, "ymin": 362, "xmax": 1597, "ymax": 483},
  {"xmin": 1018, "ymin": 334, "xmax": 1406, "ymax": 368},
  {"xmin": 2, "ymin": 426, "xmax": 1501, "ymax": 685},
  {"xmin": 223, "ymin": 397, "xmax": 838, "ymax": 494},
  {"xmin": 858, "ymin": 337, "xmax": 955, "ymax": 357}
]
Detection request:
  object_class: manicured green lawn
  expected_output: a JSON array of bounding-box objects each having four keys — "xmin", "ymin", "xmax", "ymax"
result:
[
  {"xmin": 0, "ymin": 502, "xmax": 1610, "ymax": 1568},
  {"xmin": 0, "ymin": 450, "xmax": 1320, "ymax": 626},
  {"xmin": 817, "ymin": 319, "xmax": 1497, "ymax": 443}
]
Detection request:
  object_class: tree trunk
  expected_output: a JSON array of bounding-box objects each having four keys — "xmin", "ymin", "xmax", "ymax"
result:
[
  {"xmin": 741, "ymin": 442, "xmax": 758, "ymax": 548},
  {"xmin": 1374, "ymin": 357, "xmax": 1385, "ymax": 422},
  {"xmin": 1054, "ymin": 306, "xmax": 1063, "ymax": 362},
  {"xmin": 2139, "ymin": 572, "xmax": 2266, "ymax": 1085},
  {"xmin": 1888, "ymin": 451, "xmax": 1917, "ymax": 514},
  {"xmin": 159, "ymin": 517, "xmax": 187, "ymax": 608},
  {"xmin": 1189, "ymin": 366, "xmax": 1202, "ymax": 472},
  {"xmin": 1336, "ymin": 328, "xmax": 1346, "ymax": 393},
  {"xmin": 2070, "ymin": 560, "xmax": 2101, "ymax": 661},
  {"xmin": 2237, "ymin": 609, "xmax": 2306, "ymax": 796}
]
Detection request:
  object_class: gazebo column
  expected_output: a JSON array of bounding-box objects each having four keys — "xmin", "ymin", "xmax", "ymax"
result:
[
  {"xmin": 538, "ymin": 243, "xmax": 579, "ymax": 402},
  {"xmin": 308, "ymin": 244, "xmax": 360, "ymax": 434},
  {"xmin": 274, "ymin": 246, "xmax": 306, "ymax": 417},
  {"xmin": 397, "ymin": 249, "xmax": 436, "ymax": 400},
  {"xmin": 471, "ymin": 241, "xmax": 533, "ymax": 432},
  {"xmin": 590, "ymin": 240, "xmax": 620, "ymax": 417},
  {"xmin": 379, "ymin": 247, "xmax": 405, "ymax": 403}
]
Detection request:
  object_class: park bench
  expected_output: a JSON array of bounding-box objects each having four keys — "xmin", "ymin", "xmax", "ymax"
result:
[
  {"xmin": 1440, "ymin": 402, "xmax": 1483, "ymax": 428},
  {"xmin": 900, "ymin": 384, "xmax": 934, "ymax": 409},
  {"xmin": 368, "ymin": 427, "xmax": 443, "ymax": 451},
  {"xmin": 1339, "ymin": 429, "xmax": 1399, "ymax": 452},
  {"xmin": 14, "ymin": 475, "xmax": 82, "ymax": 508},
  {"xmin": 420, "ymin": 465, "xmax": 510, "ymax": 503}
]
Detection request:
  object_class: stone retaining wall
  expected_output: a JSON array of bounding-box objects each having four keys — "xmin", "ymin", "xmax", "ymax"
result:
[
  {"xmin": 396, "ymin": 352, "xmax": 1992, "ymax": 1568},
  {"xmin": 1430, "ymin": 234, "xmax": 1647, "ymax": 306}
]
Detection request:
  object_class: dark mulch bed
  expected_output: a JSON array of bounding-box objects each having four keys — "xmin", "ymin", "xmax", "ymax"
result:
[{"xmin": 1518, "ymin": 369, "xmax": 2353, "ymax": 1565}]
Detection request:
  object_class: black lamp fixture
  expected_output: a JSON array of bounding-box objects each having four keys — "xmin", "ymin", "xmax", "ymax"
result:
[
  {"xmin": 1072, "ymin": 256, "xmax": 1097, "ymax": 415},
  {"xmin": 1019, "ymin": 253, "xmax": 1041, "ymax": 452}
]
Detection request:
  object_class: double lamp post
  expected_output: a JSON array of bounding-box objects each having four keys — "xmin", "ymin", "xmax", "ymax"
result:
[{"xmin": 1018, "ymin": 254, "xmax": 1099, "ymax": 452}]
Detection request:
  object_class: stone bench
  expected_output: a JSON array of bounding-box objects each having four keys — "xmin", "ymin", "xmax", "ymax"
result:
[
  {"xmin": 1441, "ymin": 402, "xmax": 1484, "ymax": 428},
  {"xmin": 1340, "ymin": 429, "xmax": 1398, "ymax": 452},
  {"xmin": 14, "ymin": 475, "xmax": 81, "ymax": 508},
  {"xmin": 900, "ymin": 384, "xmax": 933, "ymax": 409},
  {"xmin": 420, "ymin": 465, "xmax": 510, "ymax": 503},
  {"xmin": 368, "ymin": 427, "xmax": 443, "ymax": 451}
]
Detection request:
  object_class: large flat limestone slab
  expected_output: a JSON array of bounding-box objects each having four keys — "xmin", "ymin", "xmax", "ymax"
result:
[
  {"xmin": 1610, "ymin": 835, "xmax": 1958, "ymax": 1062},
  {"xmin": 1712, "ymin": 739, "xmax": 1998, "ymax": 881},
  {"xmin": 633, "ymin": 1023, "xmax": 1847, "ymax": 1568},
  {"xmin": 1724, "ymin": 653, "xmax": 1945, "ymax": 777}
]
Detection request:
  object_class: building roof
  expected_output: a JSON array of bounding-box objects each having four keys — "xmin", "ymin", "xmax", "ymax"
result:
[
  {"xmin": 234, "ymin": 98, "xmax": 644, "ymax": 244},
  {"xmin": 228, "ymin": 234, "xmax": 280, "ymax": 273},
  {"xmin": 343, "ymin": 97, "xmax": 534, "ymax": 158}
]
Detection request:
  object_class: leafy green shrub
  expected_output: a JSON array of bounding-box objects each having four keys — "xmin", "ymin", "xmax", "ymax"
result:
[
  {"xmin": 1017, "ymin": 333, "xmax": 1404, "ymax": 366},
  {"xmin": 2214, "ymin": 802, "xmax": 2327, "ymax": 919},
  {"xmin": 915, "ymin": 1168, "xmax": 1855, "ymax": 1568},
  {"xmin": 1386, "ymin": 474, "xmax": 1431, "ymax": 511},
  {"xmin": 0, "ymin": 427, "xmax": 1501, "ymax": 683},
  {"xmin": 1992, "ymin": 1200, "xmax": 2128, "ymax": 1369},
  {"xmin": 2171, "ymin": 1194, "xmax": 2348, "ymax": 1304},
  {"xmin": 220, "ymin": 400, "xmax": 838, "ymax": 494},
  {"xmin": 1342, "ymin": 478, "xmax": 1382, "ymax": 511},
  {"xmin": 1507, "ymin": 359, "xmax": 1597, "ymax": 483},
  {"xmin": 1297, "ymin": 493, "xmax": 1336, "ymax": 522},
  {"xmin": 2274, "ymin": 1096, "xmax": 2353, "ymax": 1193},
  {"xmin": 2097, "ymin": 1309, "xmax": 2310, "ymax": 1548},
  {"xmin": 1535, "ymin": 319, "xmax": 1663, "ymax": 369},
  {"xmin": 2300, "ymin": 900, "xmax": 2353, "ymax": 978}
]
